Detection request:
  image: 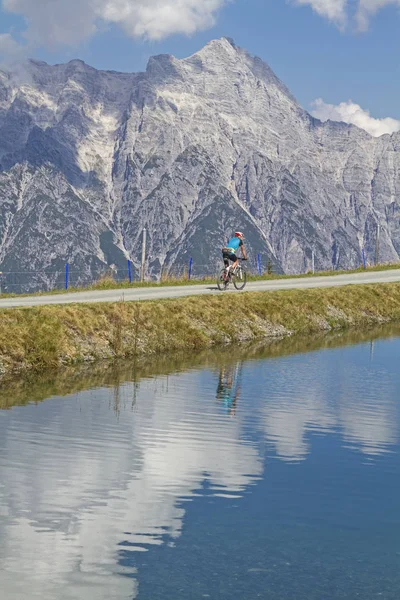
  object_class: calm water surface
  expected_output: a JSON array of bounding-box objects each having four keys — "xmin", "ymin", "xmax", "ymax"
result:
[{"xmin": 0, "ymin": 330, "xmax": 400, "ymax": 599}]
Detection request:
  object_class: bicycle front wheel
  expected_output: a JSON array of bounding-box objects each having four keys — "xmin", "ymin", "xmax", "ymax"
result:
[
  {"xmin": 217, "ymin": 269, "xmax": 229, "ymax": 291},
  {"xmin": 233, "ymin": 267, "xmax": 247, "ymax": 290}
]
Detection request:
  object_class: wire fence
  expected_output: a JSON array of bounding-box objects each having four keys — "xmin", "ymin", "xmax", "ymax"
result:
[
  {"xmin": 1, "ymin": 250, "xmax": 393, "ymax": 296},
  {"xmin": 0, "ymin": 255, "xmax": 274, "ymax": 295}
]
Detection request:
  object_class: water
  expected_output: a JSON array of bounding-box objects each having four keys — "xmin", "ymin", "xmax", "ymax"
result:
[{"xmin": 0, "ymin": 327, "xmax": 400, "ymax": 599}]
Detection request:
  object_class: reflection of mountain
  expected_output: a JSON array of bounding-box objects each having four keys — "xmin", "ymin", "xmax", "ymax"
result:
[
  {"xmin": 0, "ymin": 371, "xmax": 262, "ymax": 600},
  {"xmin": 0, "ymin": 336, "xmax": 399, "ymax": 599}
]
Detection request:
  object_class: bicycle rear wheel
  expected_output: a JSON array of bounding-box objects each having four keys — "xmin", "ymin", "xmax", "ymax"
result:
[
  {"xmin": 233, "ymin": 267, "xmax": 247, "ymax": 290},
  {"xmin": 217, "ymin": 268, "xmax": 229, "ymax": 291}
]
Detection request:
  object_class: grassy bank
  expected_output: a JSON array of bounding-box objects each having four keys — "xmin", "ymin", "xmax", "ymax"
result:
[
  {"xmin": 2, "ymin": 322, "xmax": 400, "ymax": 410},
  {"xmin": 1, "ymin": 282, "xmax": 400, "ymax": 377}
]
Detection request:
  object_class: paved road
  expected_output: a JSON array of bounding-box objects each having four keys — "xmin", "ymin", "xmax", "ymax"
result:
[{"xmin": 1, "ymin": 269, "xmax": 400, "ymax": 309}]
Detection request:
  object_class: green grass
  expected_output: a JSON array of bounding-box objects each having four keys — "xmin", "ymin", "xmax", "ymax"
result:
[
  {"xmin": 1, "ymin": 261, "xmax": 400, "ymax": 300},
  {"xmin": 1, "ymin": 281, "xmax": 400, "ymax": 377}
]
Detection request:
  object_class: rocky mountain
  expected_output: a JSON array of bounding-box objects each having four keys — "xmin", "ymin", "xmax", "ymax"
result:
[{"xmin": 0, "ymin": 37, "xmax": 399, "ymax": 291}]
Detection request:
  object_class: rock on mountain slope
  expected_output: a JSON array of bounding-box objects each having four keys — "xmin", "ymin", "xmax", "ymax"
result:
[{"xmin": 0, "ymin": 37, "xmax": 399, "ymax": 291}]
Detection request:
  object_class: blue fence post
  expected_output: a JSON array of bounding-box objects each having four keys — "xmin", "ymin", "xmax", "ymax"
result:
[
  {"xmin": 257, "ymin": 253, "xmax": 262, "ymax": 276},
  {"xmin": 65, "ymin": 263, "xmax": 69, "ymax": 290},
  {"xmin": 188, "ymin": 257, "xmax": 193, "ymax": 280},
  {"xmin": 128, "ymin": 260, "xmax": 133, "ymax": 283},
  {"xmin": 362, "ymin": 248, "xmax": 366, "ymax": 269}
]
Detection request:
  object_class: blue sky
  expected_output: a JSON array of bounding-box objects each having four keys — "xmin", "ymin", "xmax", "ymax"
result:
[{"xmin": 0, "ymin": 0, "xmax": 399, "ymax": 134}]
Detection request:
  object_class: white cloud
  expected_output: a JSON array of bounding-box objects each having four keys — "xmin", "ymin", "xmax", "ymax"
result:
[
  {"xmin": 356, "ymin": 0, "xmax": 400, "ymax": 31},
  {"xmin": 311, "ymin": 98, "xmax": 400, "ymax": 137},
  {"xmin": 0, "ymin": 0, "xmax": 398, "ymax": 56},
  {"xmin": 0, "ymin": 32, "xmax": 27, "ymax": 61},
  {"xmin": 0, "ymin": 32, "xmax": 21, "ymax": 55},
  {"xmin": 293, "ymin": 0, "xmax": 400, "ymax": 30},
  {"xmin": 1, "ymin": 0, "xmax": 228, "ymax": 51},
  {"xmin": 294, "ymin": 0, "xmax": 347, "ymax": 26}
]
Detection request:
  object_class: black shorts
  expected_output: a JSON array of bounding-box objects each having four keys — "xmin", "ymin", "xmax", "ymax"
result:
[{"xmin": 222, "ymin": 251, "xmax": 237, "ymax": 265}]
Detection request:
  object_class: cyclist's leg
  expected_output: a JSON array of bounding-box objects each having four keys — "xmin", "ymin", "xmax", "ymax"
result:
[
  {"xmin": 222, "ymin": 252, "xmax": 230, "ymax": 280},
  {"xmin": 230, "ymin": 253, "xmax": 238, "ymax": 272}
]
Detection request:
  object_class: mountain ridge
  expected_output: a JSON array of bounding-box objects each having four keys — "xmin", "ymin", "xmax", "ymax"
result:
[{"xmin": 0, "ymin": 37, "xmax": 399, "ymax": 292}]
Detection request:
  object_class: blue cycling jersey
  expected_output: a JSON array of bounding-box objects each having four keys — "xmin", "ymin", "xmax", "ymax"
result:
[{"xmin": 225, "ymin": 237, "xmax": 242, "ymax": 253}]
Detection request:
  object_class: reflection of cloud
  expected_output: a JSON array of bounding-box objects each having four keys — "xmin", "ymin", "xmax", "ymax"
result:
[
  {"xmin": 250, "ymin": 352, "xmax": 398, "ymax": 462},
  {"xmin": 0, "ymin": 342, "xmax": 398, "ymax": 598},
  {"xmin": 249, "ymin": 359, "xmax": 337, "ymax": 462},
  {"xmin": 337, "ymin": 366, "xmax": 398, "ymax": 456},
  {"xmin": 340, "ymin": 403, "xmax": 397, "ymax": 456},
  {"xmin": 261, "ymin": 395, "xmax": 336, "ymax": 461},
  {"xmin": 0, "ymin": 371, "xmax": 262, "ymax": 599}
]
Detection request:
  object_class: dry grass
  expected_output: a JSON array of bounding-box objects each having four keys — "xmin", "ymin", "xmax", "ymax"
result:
[
  {"xmin": 2, "ymin": 321, "xmax": 400, "ymax": 411},
  {"xmin": 1, "ymin": 282, "xmax": 400, "ymax": 377}
]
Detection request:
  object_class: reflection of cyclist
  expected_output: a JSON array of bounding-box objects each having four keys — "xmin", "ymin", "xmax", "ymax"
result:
[
  {"xmin": 216, "ymin": 363, "xmax": 242, "ymax": 416},
  {"xmin": 222, "ymin": 232, "xmax": 248, "ymax": 275}
]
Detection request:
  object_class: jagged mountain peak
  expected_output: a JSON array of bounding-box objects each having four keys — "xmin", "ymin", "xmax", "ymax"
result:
[
  {"xmin": 183, "ymin": 37, "xmax": 299, "ymax": 106},
  {"xmin": 144, "ymin": 38, "xmax": 240, "ymax": 82},
  {"xmin": 0, "ymin": 39, "xmax": 399, "ymax": 292},
  {"xmin": 6, "ymin": 38, "xmax": 296, "ymax": 108},
  {"xmin": 193, "ymin": 36, "xmax": 239, "ymax": 56}
]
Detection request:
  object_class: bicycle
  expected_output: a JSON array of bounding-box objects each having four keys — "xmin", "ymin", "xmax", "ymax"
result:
[{"xmin": 217, "ymin": 258, "xmax": 247, "ymax": 291}]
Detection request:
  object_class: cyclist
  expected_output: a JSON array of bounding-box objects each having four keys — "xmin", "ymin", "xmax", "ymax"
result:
[{"xmin": 222, "ymin": 231, "xmax": 248, "ymax": 276}]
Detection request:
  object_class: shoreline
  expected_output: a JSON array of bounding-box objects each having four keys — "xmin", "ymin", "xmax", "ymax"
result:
[
  {"xmin": 2, "ymin": 322, "xmax": 400, "ymax": 410},
  {"xmin": 1, "ymin": 283, "xmax": 400, "ymax": 378}
]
